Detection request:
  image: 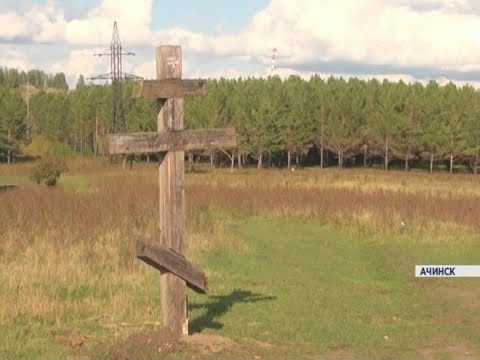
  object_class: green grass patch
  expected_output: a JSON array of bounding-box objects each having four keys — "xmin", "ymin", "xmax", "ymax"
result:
[
  {"xmin": 1, "ymin": 199, "xmax": 479, "ymax": 359},
  {"xmin": 59, "ymin": 174, "xmax": 96, "ymax": 193},
  {"xmin": 0, "ymin": 173, "xmax": 95, "ymax": 193},
  {"xmin": 185, "ymin": 217, "xmax": 480, "ymax": 359},
  {"xmin": 0, "ymin": 175, "xmax": 29, "ymax": 186}
]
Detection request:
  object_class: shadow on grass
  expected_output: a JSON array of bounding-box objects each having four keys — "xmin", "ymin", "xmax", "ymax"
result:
[{"xmin": 188, "ymin": 289, "xmax": 276, "ymax": 333}]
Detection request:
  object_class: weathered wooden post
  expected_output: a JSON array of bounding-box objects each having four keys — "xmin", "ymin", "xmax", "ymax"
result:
[
  {"xmin": 157, "ymin": 45, "xmax": 187, "ymax": 336},
  {"xmin": 107, "ymin": 45, "xmax": 236, "ymax": 337}
]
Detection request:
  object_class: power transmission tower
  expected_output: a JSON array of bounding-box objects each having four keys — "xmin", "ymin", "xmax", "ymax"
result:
[
  {"xmin": 270, "ymin": 47, "xmax": 278, "ymax": 76},
  {"xmin": 439, "ymin": 66, "xmax": 449, "ymax": 86},
  {"xmin": 88, "ymin": 21, "xmax": 142, "ymax": 133}
]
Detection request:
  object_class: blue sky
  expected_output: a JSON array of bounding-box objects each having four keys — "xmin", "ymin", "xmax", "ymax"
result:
[
  {"xmin": 151, "ymin": 0, "xmax": 270, "ymax": 34},
  {"xmin": 2, "ymin": 0, "xmax": 480, "ymax": 88},
  {"xmin": 33, "ymin": 0, "xmax": 270, "ymax": 32}
]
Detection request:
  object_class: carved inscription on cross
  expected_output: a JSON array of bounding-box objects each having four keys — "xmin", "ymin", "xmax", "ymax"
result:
[{"xmin": 107, "ymin": 45, "xmax": 236, "ymax": 336}]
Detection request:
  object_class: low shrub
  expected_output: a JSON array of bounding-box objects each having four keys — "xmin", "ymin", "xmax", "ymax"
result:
[{"xmin": 31, "ymin": 158, "xmax": 68, "ymax": 186}]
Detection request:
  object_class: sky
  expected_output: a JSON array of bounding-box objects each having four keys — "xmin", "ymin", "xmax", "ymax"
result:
[{"xmin": 2, "ymin": 0, "xmax": 480, "ymax": 89}]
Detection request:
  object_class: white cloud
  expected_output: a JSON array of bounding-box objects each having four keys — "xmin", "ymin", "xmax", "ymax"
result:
[
  {"xmin": 0, "ymin": 0, "xmax": 153, "ymax": 45},
  {"xmin": 3, "ymin": 0, "xmax": 480, "ymax": 88},
  {"xmin": 4, "ymin": 0, "xmax": 480, "ymax": 69},
  {"xmin": 128, "ymin": 60, "xmax": 155, "ymax": 80},
  {"xmin": 228, "ymin": 0, "xmax": 480, "ymax": 71},
  {"xmin": 49, "ymin": 48, "xmax": 107, "ymax": 82},
  {"xmin": 139, "ymin": 0, "xmax": 480, "ymax": 78},
  {"xmin": 0, "ymin": 49, "xmax": 31, "ymax": 70},
  {"xmin": 30, "ymin": 0, "xmax": 66, "ymax": 42},
  {"xmin": 65, "ymin": 0, "xmax": 153, "ymax": 45},
  {"xmin": 0, "ymin": 0, "xmax": 67, "ymax": 43},
  {"xmin": 0, "ymin": 11, "xmax": 30, "ymax": 39}
]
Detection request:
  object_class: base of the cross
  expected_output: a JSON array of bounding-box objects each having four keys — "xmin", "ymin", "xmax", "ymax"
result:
[{"xmin": 182, "ymin": 318, "xmax": 188, "ymax": 336}]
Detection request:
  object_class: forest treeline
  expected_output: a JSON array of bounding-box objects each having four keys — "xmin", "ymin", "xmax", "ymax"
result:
[
  {"xmin": 1, "ymin": 66, "xmax": 480, "ymax": 173},
  {"xmin": 0, "ymin": 67, "xmax": 68, "ymax": 90}
]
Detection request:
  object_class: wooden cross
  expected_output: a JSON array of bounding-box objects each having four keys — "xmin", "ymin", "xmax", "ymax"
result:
[{"xmin": 107, "ymin": 45, "xmax": 236, "ymax": 336}]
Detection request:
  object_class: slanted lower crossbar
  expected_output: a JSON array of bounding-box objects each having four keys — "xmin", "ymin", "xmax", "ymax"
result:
[{"xmin": 136, "ymin": 239, "xmax": 208, "ymax": 294}]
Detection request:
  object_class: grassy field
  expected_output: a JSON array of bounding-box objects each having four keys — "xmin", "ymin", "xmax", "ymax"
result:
[{"xmin": 1, "ymin": 160, "xmax": 480, "ymax": 359}]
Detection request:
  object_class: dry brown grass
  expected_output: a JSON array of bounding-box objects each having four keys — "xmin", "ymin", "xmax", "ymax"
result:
[
  {"xmin": 1, "ymin": 162, "xmax": 479, "ymax": 357},
  {"xmin": 187, "ymin": 167, "xmax": 480, "ymax": 199},
  {"xmin": 2, "ymin": 165, "xmax": 479, "ymax": 267},
  {"xmin": 0, "ymin": 168, "xmax": 241, "ymax": 334},
  {"xmin": 189, "ymin": 183, "xmax": 480, "ymax": 237},
  {"xmin": 186, "ymin": 167, "xmax": 480, "ymax": 243}
]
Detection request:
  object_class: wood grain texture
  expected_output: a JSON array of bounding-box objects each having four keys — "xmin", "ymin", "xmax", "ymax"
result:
[
  {"xmin": 136, "ymin": 239, "xmax": 208, "ymax": 294},
  {"xmin": 157, "ymin": 45, "xmax": 187, "ymax": 336},
  {"xmin": 107, "ymin": 128, "xmax": 236, "ymax": 155},
  {"xmin": 134, "ymin": 79, "xmax": 207, "ymax": 99}
]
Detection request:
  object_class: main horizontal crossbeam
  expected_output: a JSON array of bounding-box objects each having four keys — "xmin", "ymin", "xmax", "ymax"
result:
[
  {"xmin": 136, "ymin": 239, "xmax": 208, "ymax": 294},
  {"xmin": 107, "ymin": 128, "xmax": 236, "ymax": 155},
  {"xmin": 133, "ymin": 79, "xmax": 207, "ymax": 99}
]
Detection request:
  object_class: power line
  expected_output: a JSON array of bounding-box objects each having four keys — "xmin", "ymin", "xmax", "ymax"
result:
[{"xmin": 87, "ymin": 21, "xmax": 142, "ymax": 133}]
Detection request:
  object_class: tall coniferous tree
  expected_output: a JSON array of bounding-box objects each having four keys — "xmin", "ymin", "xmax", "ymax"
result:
[
  {"xmin": 0, "ymin": 89, "xmax": 27, "ymax": 163},
  {"xmin": 441, "ymin": 83, "xmax": 468, "ymax": 173}
]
